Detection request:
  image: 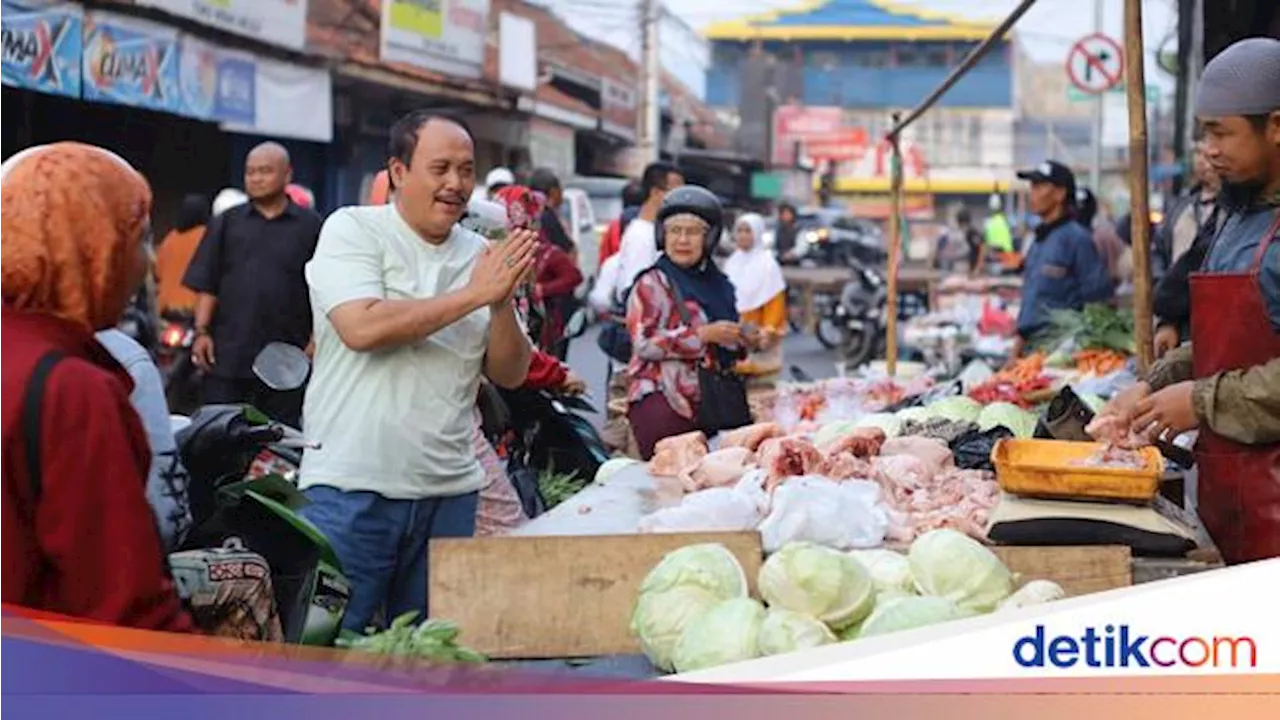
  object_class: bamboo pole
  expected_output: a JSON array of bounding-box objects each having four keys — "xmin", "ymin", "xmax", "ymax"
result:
[
  {"xmin": 1124, "ymin": 0, "xmax": 1155, "ymax": 372},
  {"xmin": 886, "ymin": 116, "xmax": 903, "ymax": 378},
  {"xmin": 886, "ymin": 0, "xmax": 1039, "ymax": 141}
]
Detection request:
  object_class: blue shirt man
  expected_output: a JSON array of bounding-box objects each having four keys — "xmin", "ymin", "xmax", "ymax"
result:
[{"xmin": 1013, "ymin": 160, "xmax": 1114, "ymax": 353}]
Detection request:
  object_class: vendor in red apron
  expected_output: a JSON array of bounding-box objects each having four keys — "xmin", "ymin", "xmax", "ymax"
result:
[{"xmin": 1108, "ymin": 38, "xmax": 1280, "ymax": 565}]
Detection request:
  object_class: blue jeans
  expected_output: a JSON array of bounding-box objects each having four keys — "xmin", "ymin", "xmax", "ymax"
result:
[{"xmin": 300, "ymin": 485, "xmax": 479, "ymax": 633}]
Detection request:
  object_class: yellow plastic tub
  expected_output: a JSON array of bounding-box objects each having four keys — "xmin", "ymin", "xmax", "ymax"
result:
[{"xmin": 991, "ymin": 438, "xmax": 1165, "ymax": 503}]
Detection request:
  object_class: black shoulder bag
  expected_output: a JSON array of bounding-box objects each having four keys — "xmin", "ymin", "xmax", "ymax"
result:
[
  {"xmin": 664, "ymin": 275, "xmax": 753, "ymax": 436},
  {"xmin": 22, "ymin": 352, "xmax": 65, "ymax": 506}
]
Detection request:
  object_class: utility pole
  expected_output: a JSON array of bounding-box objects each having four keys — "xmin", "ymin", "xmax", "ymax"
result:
[
  {"xmin": 1090, "ymin": 0, "xmax": 1105, "ymax": 193},
  {"xmin": 637, "ymin": 0, "xmax": 661, "ymax": 165}
]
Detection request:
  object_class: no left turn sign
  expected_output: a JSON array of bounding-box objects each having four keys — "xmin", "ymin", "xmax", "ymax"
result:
[{"xmin": 1066, "ymin": 33, "xmax": 1125, "ymax": 95}]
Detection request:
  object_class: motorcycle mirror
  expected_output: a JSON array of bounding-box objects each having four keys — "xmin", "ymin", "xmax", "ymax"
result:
[
  {"xmin": 252, "ymin": 342, "xmax": 311, "ymax": 392},
  {"xmin": 565, "ymin": 308, "xmax": 589, "ymax": 339}
]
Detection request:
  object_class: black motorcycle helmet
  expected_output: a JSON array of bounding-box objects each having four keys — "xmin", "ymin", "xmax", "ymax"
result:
[{"xmin": 655, "ymin": 185, "xmax": 724, "ymax": 263}]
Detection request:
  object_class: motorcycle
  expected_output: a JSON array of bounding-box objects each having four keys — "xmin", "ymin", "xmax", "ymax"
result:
[
  {"xmin": 823, "ymin": 256, "xmax": 890, "ymax": 369},
  {"xmin": 173, "ymin": 342, "xmax": 349, "ymax": 646},
  {"xmin": 479, "ymin": 310, "xmax": 610, "ymax": 517},
  {"xmin": 156, "ymin": 310, "xmax": 201, "ymax": 415}
]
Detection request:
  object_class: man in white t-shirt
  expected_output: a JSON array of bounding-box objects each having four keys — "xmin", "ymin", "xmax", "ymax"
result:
[
  {"xmin": 617, "ymin": 162, "xmax": 684, "ymax": 295},
  {"xmin": 300, "ymin": 112, "xmax": 536, "ymax": 632}
]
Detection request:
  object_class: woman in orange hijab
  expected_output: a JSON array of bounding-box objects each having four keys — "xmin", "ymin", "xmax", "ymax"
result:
[{"xmin": 1, "ymin": 142, "xmax": 194, "ymax": 632}]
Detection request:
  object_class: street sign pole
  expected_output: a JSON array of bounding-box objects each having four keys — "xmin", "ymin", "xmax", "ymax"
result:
[{"xmin": 1090, "ymin": 0, "xmax": 1105, "ymax": 193}]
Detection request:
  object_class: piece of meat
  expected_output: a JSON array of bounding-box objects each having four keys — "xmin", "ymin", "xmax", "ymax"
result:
[
  {"xmin": 757, "ymin": 437, "xmax": 824, "ymax": 492},
  {"xmin": 648, "ymin": 431, "xmax": 708, "ymax": 477},
  {"xmin": 677, "ymin": 447, "xmax": 757, "ymax": 492},
  {"xmin": 1085, "ymin": 413, "xmax": 1147, "ymax": 450},
  {"xmin": 820, "ymin": 452, "xmax": 874, "ymax": 481},
  {"xmin": 880, "ymin": 436, "xmax": 954, "ymax": 478},
  {"xmin": 719, "ymin": 422, "xmax": 784, "ymax": 452},
  {"xmin": 817, "ymin": 427, "xmax": 887, "ymax": 459}
]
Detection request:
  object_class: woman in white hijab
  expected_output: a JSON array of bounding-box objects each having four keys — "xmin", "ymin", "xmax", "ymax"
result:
[{"xmin": 724, "ymin": 212, "xmax": 788, "ymax": 376}]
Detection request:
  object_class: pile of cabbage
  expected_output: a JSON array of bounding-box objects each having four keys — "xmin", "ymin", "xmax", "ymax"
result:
[
  {"xmin": 630, "ymin": 531, "xmax": 1065, "ymax": 674},
  {"xmin": 819, "ymin": 395, "xmax": 1039, "ymax": 441}
]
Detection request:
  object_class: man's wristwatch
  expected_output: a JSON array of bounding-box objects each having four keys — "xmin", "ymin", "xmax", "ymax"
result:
[{"xmin": 195, "ymin": 326, "xmax": 211, "ymax": 337}]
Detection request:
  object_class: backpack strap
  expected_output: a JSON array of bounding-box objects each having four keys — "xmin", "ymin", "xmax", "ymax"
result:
[{"xmin": 22, "ymin": 351, "xmax": 65, "ymax": 505}]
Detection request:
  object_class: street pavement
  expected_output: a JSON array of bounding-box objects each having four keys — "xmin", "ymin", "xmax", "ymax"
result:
[{"xmin": 564, "ymin": 324, "xmax": 842, "ymax": 429}]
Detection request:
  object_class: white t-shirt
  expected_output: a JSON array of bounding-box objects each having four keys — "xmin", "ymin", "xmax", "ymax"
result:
[
  {"xmin": 617, "ymin": 217, "xmax": 658, "ymax": 294},
  {"xmin": 300, "ymin": 205, "xmax": 490, "ymax": 500}
]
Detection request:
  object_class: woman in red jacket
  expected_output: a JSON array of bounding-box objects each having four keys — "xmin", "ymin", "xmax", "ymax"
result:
[{"xmin": 1, "ymin": 142, "xmax": 194, "ymax": 632}]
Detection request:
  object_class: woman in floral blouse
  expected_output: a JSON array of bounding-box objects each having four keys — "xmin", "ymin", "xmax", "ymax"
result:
[{"xmin": 625, "ymin": 186, "xmax": 757, "ymax": 459}]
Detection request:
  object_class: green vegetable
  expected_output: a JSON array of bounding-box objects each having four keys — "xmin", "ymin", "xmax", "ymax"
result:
[
  {"xmin": 596, "ymin": 458, "xmax": 639, "ymax": 484},
  {"xmin": 1038, "ymin": 304, "xmax": 1135, "ymax": 354},
  {"xmin": 539, "ymin": 469, "xmax": 587, "ymax": 508},
  {"xmin": 858, "ymin": 596, "xmax": 967, "ymax": 638},
  {"xmin": 631, "ymin": 584, "xmax": 725, "ymax": 672},
  {"xmin": 977, "ymin": 402, "xmax": 1039, "ymax": 439},
  {"xmin": 848, "ymin": 549, "xmax": 917, "ymax": 596},
  {"xmin": 671, "ymin": 598, "xmax": 766, "ymax": 673},
  {"xmin": 924, "ymin": 396, "xmax": 984, "ymax": 424},
  {"xmin": 336, "ymin": 611, "xmax": 487, "ymax": 663},
  {"xmin": 758, "ymin": 542, "xmax": 876, "ymax": 630},
  {"xmin": 638, "ymin": 543, "xmax": 749, "ymax": 599},
  {"xmin": 757, "ymin": 608, "xmax": 837, "ymax": 656},
  {"xmin": 854, "ymin": 413, "xmax": 903, "ymax": 438},
  {"xmin": 909, "ymin": 529, "xmax": 1015, "ymax": 614}
]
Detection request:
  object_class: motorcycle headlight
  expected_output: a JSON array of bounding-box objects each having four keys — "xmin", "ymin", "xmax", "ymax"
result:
[{"xmin": 161, "ymin": 324, "xmax": 186, "ymax": 348}]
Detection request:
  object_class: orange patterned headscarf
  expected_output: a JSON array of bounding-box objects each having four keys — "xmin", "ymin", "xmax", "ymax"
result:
[{"xmin": 1, "ymin": 142, "xmax": 153, "ymax": 330}]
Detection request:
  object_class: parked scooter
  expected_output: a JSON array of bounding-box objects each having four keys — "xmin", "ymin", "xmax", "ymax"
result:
[
  {"xmin": 480, "ymin": 310, "xmax": 610, "ymax": 517},
  {"xmin": 156, "ymin": 310, "xmax": 201, "ymax": 414},
  {"xmin": 823, "ymin": 256, "xmax": 890, "ymax": 368},
  {"xmin": 174, "ymin": 342, "xmax": 349, "ymax": 646}
]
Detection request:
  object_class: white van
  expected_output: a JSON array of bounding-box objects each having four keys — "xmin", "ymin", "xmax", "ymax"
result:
[{"xmin": 559, "ymin": 187, "xmax": 600, "ymax": 281}]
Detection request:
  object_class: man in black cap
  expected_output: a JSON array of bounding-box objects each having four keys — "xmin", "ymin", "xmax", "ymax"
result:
[
  {"xmin": 1103, "ymin": 37, "xmax": 1280, "ymax": 565},
  {"xmin": 1010, "ymin": 159, "xmax": 1113, "ymax": 359}
]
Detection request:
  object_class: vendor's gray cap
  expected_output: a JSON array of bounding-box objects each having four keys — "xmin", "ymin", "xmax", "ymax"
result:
[{"xmin": 1196, "ymin": 37, "xmax": 1280, "ymax": 117}]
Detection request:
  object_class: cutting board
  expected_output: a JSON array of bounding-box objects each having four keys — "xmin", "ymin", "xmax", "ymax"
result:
[
  {"xmin": 992, "ymin": 545, "xmax": 1132, "ymax": 596},
  {"xmin": 428, "ymin": 531, "xmax": 764, "ymax": 660}
]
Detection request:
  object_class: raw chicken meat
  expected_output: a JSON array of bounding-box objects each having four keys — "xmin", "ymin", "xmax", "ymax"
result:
[
  {"xmin": 1075, "ymin": 445, "xmax": 1148, "ymax": 470},
  {"xmin": 677, "ymin": 446, "xmax": 757, "ymax": 492},
  {"xmin": 1085, "ymin": 414, "xmax": 1146, "ymax": 450},
  {"xmin": 869, "ymin": 454, "xmax": 1000, "ymax": 543},
  {"xmin": 757, "ymin": 437, "xmax": 825, "ymax": 492},
  {"xmin": 719, "ymin": 422, "xmax": 784, "ymax": 452},
  {"xmin": 648, "ymin": 431, "xmax": 708, "ymax": 477},
  {"xmin": 816, "ymin": 426, "xmax": 886, "ymax": 459},
  {"xmin": 820, "ymin": 452, "xmax": 874, "ymax": 481},
  {"xmin": 880, "ymin": 436, "xmax": 955, "ymax": 478}
]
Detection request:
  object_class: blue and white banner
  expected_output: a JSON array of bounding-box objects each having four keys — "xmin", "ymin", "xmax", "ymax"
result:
[
  {"xmin": 178, "ymin": 33, "xmax": 255, "ymax": 124},
  {"xmin": 675, "ymin": 560, "xmax": 1279, "ymax": 682},
  {"xmin": 81, "ymin": 10, "xmax": 181, "ymax": 114},
  {"xmin": 1, "ymin": 0, "xmax": 82, "ymax": 98}
]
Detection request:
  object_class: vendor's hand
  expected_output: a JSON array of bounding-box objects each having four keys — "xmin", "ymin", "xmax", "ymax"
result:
[
  {"xmin": 192, "ymin": 334, "xmax": 216, "ymax": 372},
  {"xmin": 470, "ymin": 228, "xmax": 538, "ymax": 307},
  {"xmin": 304, "ymin": 338, "xmax": 316, "ymax": 359},
  {"xmin": 698, "ymin": 321, "xmax": 743, "ymax": 347},
  {"xmin": 1154, "ymin": 324, "xmax": 1180, "ymax": 359},
  {"xmin": 1102, "ymin": 381, "xmax": 1152, "ymax": 423},
  {"xmin": 561, "ymin": 371, "xmax": 587, "ymax": 396},
  {"xmin": 1132, "ymin": 381, "xmax": 1198, "ymax": 442}
]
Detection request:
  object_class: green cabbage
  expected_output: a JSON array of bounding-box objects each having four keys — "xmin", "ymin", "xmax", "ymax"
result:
[
  {"xmin": 758, "ymin": 542, "xmax": 876, "ymax": 630},
  {"xmin": 998, "ymin": 580, "xmax": 1066, "ymax": 611},
  {"xmin": 757, "ymin": 608, "xmax": 837, "ymax": 656},
  {"xmin": 631, "ymin": 585, "xmax": 724, "ymax": 672},
  {"xmin": 848, "ymin": 549, "xmax": 916, "ymax": 596},
  {"xmin": 909, "ymin": 529, "xmax": 1015, "ymax": 613},
  {"xmin": 855, "ymin": 413, "xmax": 903, "ymax": 438},
  {"xmin": 895, "ymin": 407, "xmax": 931, "ymax": 424},
  {"xmin": 977, "ymin": 402, "xmax": 1039, "ymax": 438},
  {"xmin": 926, "ymin": 396, "xmax": 984, "ymax": 423},
  {"xmin": 671, "ymin": 598, "xmax": 766, "ymax": 673},
  {"xmin": 858, "ymin": 595, "xmax": 967, "ymax": 638},
  {"xmin": 639, "ymin": 543, "xmax": 749, "ymax": 599}
]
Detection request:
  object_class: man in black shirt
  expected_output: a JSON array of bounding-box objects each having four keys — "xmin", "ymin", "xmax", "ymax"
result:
[
  {"xmin": 775, "ymin": 202, "xmax": 799, "ymax": 262},
  {"xmin": 183, "ymin": 142, "xmax": 322, "ymax": 427}
]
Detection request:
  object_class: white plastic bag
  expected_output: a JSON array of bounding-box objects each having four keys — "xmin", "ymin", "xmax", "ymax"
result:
[
  {"xmin": 757, "ymin": 477, "xmax": 889, "ymax": 553},
  {"xmin": 638, "ymin": 486, "xmax": 763, "ymax": 534}
]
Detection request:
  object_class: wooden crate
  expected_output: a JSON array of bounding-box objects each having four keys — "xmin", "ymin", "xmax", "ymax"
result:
[
  {"xmin": 993, "ymin": 545, "xmax": 1132, "ymax": 596},
  {"xmin": 429, "ymin": 531, "xmax": 764, "ymax": 660}
]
